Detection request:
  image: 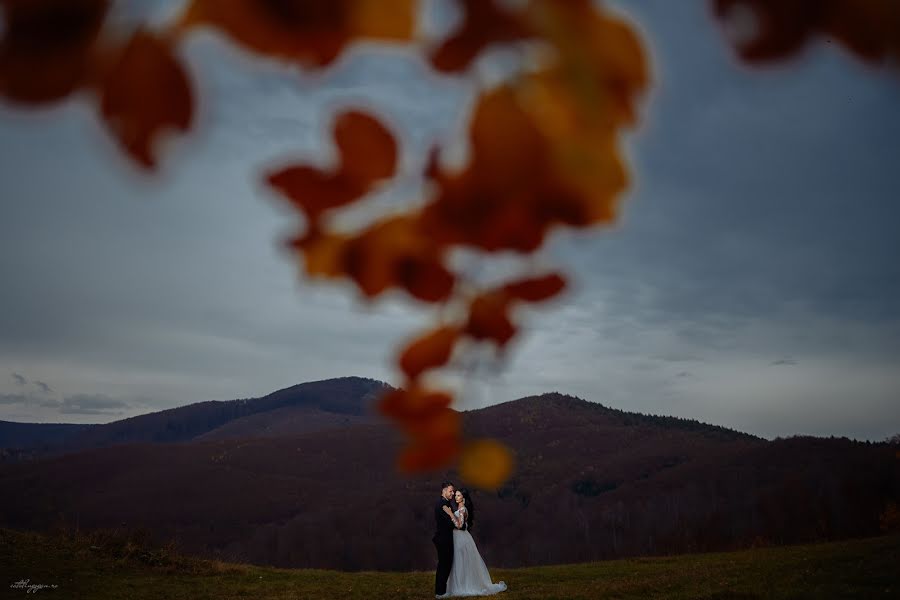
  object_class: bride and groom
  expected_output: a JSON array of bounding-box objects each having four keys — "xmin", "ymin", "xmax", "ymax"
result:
[{"xmin": 433, "ymin": 481, "xmax": 508, "ymax": 598}]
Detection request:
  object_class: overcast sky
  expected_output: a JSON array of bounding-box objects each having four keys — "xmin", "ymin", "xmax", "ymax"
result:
[{"xmin": 1, "ymin": 1, "xmax": 898, "ymax": 441}]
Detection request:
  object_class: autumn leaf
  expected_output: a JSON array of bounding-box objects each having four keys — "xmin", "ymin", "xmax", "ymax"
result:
[
  {"xmin": 179, "ymin": 0, "xmax": 415, "ymax": 68},
  {"xmin": 504, "ymin": 273, "xmax": 567, "ymax": 302},
  {"xmin": 378, "ymin": 387, "xmax": 454, "ymax": 422},
  {"xmin": 401, "ymin": 405, "xmax": 460, "ymax": 442},
  {"xmin": 0, "ymin": 0, "xmax": 109, "ymax": 104},
  {"xmin": 518, "ymin": 0, "xmax": 649, "ymax": 226},
  {"xmin": 398, "ymin": 326, "xmax": 461, "ymax": 379},
  {"xmin": 398, "ymin": 433, "xmax": 461, "ymax": 472},
  {"xmin": 99, "ymin": 29, "xmax": 193, "ymax": 169},
  {"xmin": 268, "ymin": 110, "xmax": 397, "ymax": 224},
  {"xmin": 430, "ymin": 0, "xmax": 531, "ymax": 72},
  {"xmin": 465, "ymin": 290, "xmax": 516, "ymax": 347},
  {"xmin": 713, "ymin": 0, "xmax": 900, "ymax": 66},
  {"xmin": 422, "ymin": 85, "xmax": 561, "ymax": 252},
  {"xmin": 459, "ymin": 439, "xmax": 515, "ymax": 490},
  {"xmin": 349, "ymin": 0, "xmax": 417, "ymax": 41},
  {"xmin": 382, "ymin": 388, "xmax": 461, "ymax": 472},
  {"xmin": 461, "ymin": 274, "xmax": 565, "ymax": 348},
  {"xmin": 285, "ymin": 229, "xmax": 350, "ymax": 279},
  {"xmin": 333, "ymin": 111, "xmax": 398, "ymax": 183},
  {"xmin": 342, "ymin": 215, "xmax": 455, "ymax": 302},
  {"xmin": 268, "ymin": 167, "xmax": 366, "ymax": 223},
  {"xmin": 526, "ymin": 0, "xmax": 649, "ymax": 128}
]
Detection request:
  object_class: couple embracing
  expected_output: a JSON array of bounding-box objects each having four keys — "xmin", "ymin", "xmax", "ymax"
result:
[{"xmin": 433, "ymin": 481, "xmax": 508, "ymax": 598}]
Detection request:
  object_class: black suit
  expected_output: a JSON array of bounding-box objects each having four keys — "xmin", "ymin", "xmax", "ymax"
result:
[{"xmin": 433, "ymin": 497, "xmax": 456, "ymax": 595}]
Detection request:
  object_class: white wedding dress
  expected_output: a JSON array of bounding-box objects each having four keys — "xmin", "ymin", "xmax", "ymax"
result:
[{"xmin": 442, "ymin": 507, "xmax": 507, "ymax": 597}]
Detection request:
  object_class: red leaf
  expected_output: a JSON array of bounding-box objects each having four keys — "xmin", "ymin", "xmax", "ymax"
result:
[
  {"xmin": 378, "ymin": 387, "xmax": 454, "ymax": 422},
  {"xmin": 100, "ymin": 30, "xmax": 193, "ymax": 169},
  {"xmin": 180, "ymin": 0, "xmax": 416, "ymax": 67},
  {"xmin": 397, "ymin": 434, "xmax": 460, "ymax": 472},
  {"xmin": 333, "ymin": 111, "xmax": 398, "ymax": 184},
  {"xmin": 266, "ymin": 111, "xmax": 396, "ymax": 224},
  {"xmin": 504, "ymin": 273, "xmax": 567, "ymax": 302},
  {"xmin": 465, "ymin": 291, "xmax": 516, "ymax": 346},
  {"xmin": 398, "ymin": 326, "xmax": 461, "ymax": 379},
  {"xmin": 342, "ymin": 216, "xmax": 455, "ymax": 302},
  {"xmin": 0, "ymin": 0, "xmax": 109, "ymax": 104},
  {"xmin": 431, "ymin": 0, "xmax": 531, "ymax": 72},
  {"xmin": 267, "ymin": 167, "xmax": 364, "ymax": 222}
]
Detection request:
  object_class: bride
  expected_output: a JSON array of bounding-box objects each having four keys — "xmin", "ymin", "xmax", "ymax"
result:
[{"xmin": 439, "ymin": 489, "xmax": 507, "ymax": 598}]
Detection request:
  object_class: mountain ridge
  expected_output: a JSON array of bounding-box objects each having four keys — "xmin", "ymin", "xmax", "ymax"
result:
[
  {"xmin": 0, "ymin": 385, "xmax": 895, "ymax": 570},
  {"xmin": 2, "ymin": 378, "xmax": 842, "ymax": 463},
  {"xmin": 0, "ymin": 376, "xmax": 391, "ymax": 460}
]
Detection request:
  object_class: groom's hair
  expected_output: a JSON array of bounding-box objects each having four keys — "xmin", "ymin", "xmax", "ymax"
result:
[{"xmin": 441, "ymin": 481, "xmax": 454, "ymax": 491}]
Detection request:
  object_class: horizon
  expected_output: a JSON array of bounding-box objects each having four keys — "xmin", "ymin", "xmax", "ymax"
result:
[{"xmin": 1, "ymin": 374, "xmax": 890, "ymax": 444}]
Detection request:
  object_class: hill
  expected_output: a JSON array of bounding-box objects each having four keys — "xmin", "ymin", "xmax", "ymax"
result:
[
  {"xmin": 1, "ymin": 387, "xmax": 897, "ymax": 571},
  {"xmin": 0, "ymin": 376, "xmax": 389, "ymax": 459},
  {"xmin": 3, "ymin": 526, "xmax": 898, "ymax": 599}
]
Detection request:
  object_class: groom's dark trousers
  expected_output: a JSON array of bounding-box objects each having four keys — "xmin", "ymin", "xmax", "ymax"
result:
[{"xmin": 433, "ymin": 498, "xmax": 455, "ymax": 595}]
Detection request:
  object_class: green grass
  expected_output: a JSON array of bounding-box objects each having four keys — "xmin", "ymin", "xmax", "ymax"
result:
[{"xmin": 2, "ymin": 527, "xmax": 898, "ymax": 599}]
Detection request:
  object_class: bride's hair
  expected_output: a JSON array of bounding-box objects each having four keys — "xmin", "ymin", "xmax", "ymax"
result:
[{"xmin": 459, "ymin": 488, "xmax": 474, "ymax": 531}]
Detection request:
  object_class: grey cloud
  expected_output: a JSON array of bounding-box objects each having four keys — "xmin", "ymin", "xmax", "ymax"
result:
[
  {"xmin": 11, "ymin": 373, "xmax": 26, "ymax": 386},
  {"xmin": 59, "ymin": 394, "xmax": 131, "ymax": 416},
  {"xmin": 0, "ymin": 393, "xmax": 29, "ymax": 405},
  {"xmin": 651, "ymin": 353, "xmax": 704, "ymax": 363},
  {"xmin": 581, "ymin": 1, "xmax": 900, "ymax": 331},
  {"xmin": 771, "ymin": 358, "xmax": 798, "ymax": 366},
  {"xmin": 33, "ymin": 380, "xmax": 53, "ymax": 393}
]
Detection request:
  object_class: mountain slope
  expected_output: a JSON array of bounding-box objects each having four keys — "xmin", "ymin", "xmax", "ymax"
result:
[
  {"xmin": 194, "ymin": 405, "xmax": 378, "ymax": 441},
  {"xmin": 0, "ymin": 377, "xmax": 390, "ymax": 459},
  {"xmin": 1, "ymin": 391, "xmax": 896, "ymax": 571}
]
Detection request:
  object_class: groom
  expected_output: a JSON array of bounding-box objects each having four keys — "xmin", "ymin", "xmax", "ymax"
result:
[{"xmin": 433, "ymin": 481, "xmax": 457, "ymax": 596}]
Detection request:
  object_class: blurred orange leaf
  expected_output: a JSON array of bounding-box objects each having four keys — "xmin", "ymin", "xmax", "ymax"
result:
[
  {"xmin": 423, "ymin": 85, "xmax": 560, "ymax": 252},
  {"xmin": 459, "ymin": 439, "xmax": 515, "ymax": 490},
  {"xmin": 349, "ymin": 0, "xmax": 417, "ymax": 41},
  {"xmin": 398, "ymin": 326, "xmax": 461, "ymax": 379},
  {"xmin": 0, "ymin": 0, "xmax": 109, "ymax": 104},
  {"xmin": 268, "ymin": 110, "xmax": 396, "ymax": 223},
  {"xmin": 400, "ymin": 405, "xmax": 460, "ymax": 440},
  {"xmin": 384, "ymin": 387, "xmax": 461, "ymax": 473},
  {"xmin": 268, "ymin": 167, "xmax": 365, "ymax": 223},
  {"xmin": 333, "ymin": 111, "xmax": 398, "ymax": 184},
  {"xmin": 504, "ymin": 273, "xmax": 567, "ymax": 302},
  {"xmin": 526, "ymin": 0, "xmax": 649, "ymax": 128},
  {"xmin": 430, "ymin": 0, "xmax": 530, "ymax": 72},
  {"xmin": 342, "ymin": 215, "xmax": 455, "ymax": 301},
  {"xmin": 518, "ymin": 0, "xmax": 648, "ymax": 226},
  {"xmin": 465, "ymin": 290, "xmax": 516, "ymax": 347},
  {"xmin": 100, "ymin": 30, "xmax": 193, "ymax": 169},
  {"xmin": 180, "ymin": 0, "xmax": 415, "ymax": 67},
  {"xmin": 398, "ymin": 432, "xmax": 461, "ymax": 472},
  {"xmin": 713, "ymin": 0, "xmax": 900, "ymax": 65},
  {"xmin": 286, "ymin": 229, "xmax": 349, "ymax": 278},
  {"xmin": 378, "ymin": 387, "xmax": 454, "ymax": 422}
]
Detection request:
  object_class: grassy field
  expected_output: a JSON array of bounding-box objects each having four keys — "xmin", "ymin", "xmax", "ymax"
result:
[{"xmin": 2, "ymin": 527, "xmax": 898, "ymax": 599}]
